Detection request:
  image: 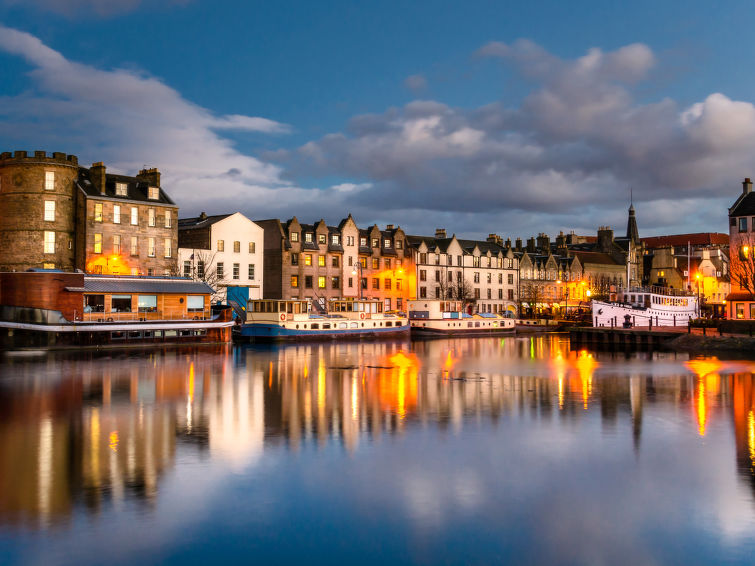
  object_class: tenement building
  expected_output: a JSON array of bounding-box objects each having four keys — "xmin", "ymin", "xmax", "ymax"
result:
[
  {"xmin": 256, "ymin": 215, "xmax": 414, "ymax": 311},
  {"xmin": 407, "ymin": 230, "xmax": 519, "ymax": 316},
  {"xmin": 178, "ymin": 212, "xmax": 264, "ymax": 304},
  {"xmin": 727, "ymin": 177, "xmax": 755, "ymax": 319},
  {"xmin": 0, "ymin": 150, "xmax": 178, "ymax": 275}
]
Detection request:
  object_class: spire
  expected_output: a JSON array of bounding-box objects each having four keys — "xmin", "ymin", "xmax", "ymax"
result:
[{"xmin": 627, "ymin": 202, "xmax": 639, "ymax": 243}]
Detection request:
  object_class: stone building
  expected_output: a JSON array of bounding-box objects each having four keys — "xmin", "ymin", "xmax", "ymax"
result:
[
  {"xmin": 407, "ymin": 230, "xmax": 519, "ymax": 316},
  {"xmin": 178, "ymin": 212, "xmax": 264, "ymax": 304},
  {"xmin": 0, "ymin": 150, "xmax": 178, "ymax": 275},
  {"xmin": 727, "ymin": 177, "xmax": 755, "ymax": 319},
  {"xmin": 256, "ymin": 215, "xmax": 414, "ymax": 311}
]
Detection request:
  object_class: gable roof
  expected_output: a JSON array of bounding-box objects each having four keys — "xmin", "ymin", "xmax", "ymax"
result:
[
  {"xmin": 730, "ymin": 192, "xmax": 755, "ymax": 217},
  {"xmin": 77, "ymin": 169, "xmax": 176, "ymax": 205}
]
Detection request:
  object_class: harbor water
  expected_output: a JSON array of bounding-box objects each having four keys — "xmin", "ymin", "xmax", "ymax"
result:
[{"xmin": 1, "ymin": 336, "xmax": 754, "ymax": 565}]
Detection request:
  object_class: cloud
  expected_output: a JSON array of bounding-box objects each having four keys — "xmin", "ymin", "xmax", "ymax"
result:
[
  {"xmin": 276, "ymin": 40, "xmax": 754, "ymax": 237},
  {"xmin": 0, "ymin": 0, "xmax": 189, "ymax": 17},
  {"xmin": 404, "ymin": 74, "xmax": 428, "ymax": 93}
]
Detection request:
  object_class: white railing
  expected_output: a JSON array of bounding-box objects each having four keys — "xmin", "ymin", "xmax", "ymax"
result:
[{"xmin": 80, "ymin": 310, "xmax": 212, "ymax": 322}]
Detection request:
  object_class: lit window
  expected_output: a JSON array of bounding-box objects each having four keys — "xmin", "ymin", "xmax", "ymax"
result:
[
  {"xmin": 217, "ymin": 240, "xmax": 224, "ymax": 252},
  {"xmin": 113, "ymin": 235, "xmax": 121, "ymax": 255},
  {"xmin": 113, "ymin": 205, "xmax": 121, "ymax": 224},
  {"xmin": 234, "ymin": 241, "xmax": 240, "ymax": 253},
  {"xmin": 249, "ymin": 242, "xmax": 255, "ymax": 253},
  {"xmin": 148, "ymin": 237, "xmax": 155, "ymax": 257},
  {"xmin": 291, "ymin": 275, "xmax": 299, "ymax": 288},
  {"xmin": 164, "ymin": 238, "xmax": 171, "ymax": 258},
  {"xmin": 318, "ymin": 234, "xmax": 326, "ymax": 244},
  {"xmin": 305, "ymin": 254, "xmax": 312, "ymax": 266},
  {"xmin": 372, "ymin": 238, "xmax": 379, "ymax": 247},
  {"xmin": 148, "ymin": 186, "xmax": 159, "ymax": 200},
  {"xmin": 233, "ymin": 263, "xmax": 240, "ymax": 280},
  {"xmin": 131, "ymin": 207, "xmax": 138, "ymax": 225},
  {"xmin": 94, "ymin": 203, "xmax": 103, "ymax": 222},
  {"xmin": 148, "ymin": 208, "xmax": 155, "ymax": 227},
  {"xmin": 373, "ymin": 278, "xmax": 379, "ymax": 289},
  {"xmin": 360, "ymin": 237, "xmax": 367, "ymax": 247},
  {"xmin": 44, "ymin": 231, "xmax": 55, "ymax": 254},
  {"xmin": 44, "ymin": 200, "xmax": 55, "ymax": 221},
  {"xmin": 396, "ymin": 240, "xmax": 403, "ymax": 249},
  {"xmin": 165, "ymin": 210, "xmax": 172, "ymax": 228},
  {"xmin": 115, "ymin": 182, "xmax": 127, "ymax": 196},
  {"xmin": 332, "ymin": 276, "xmax": 340, "ymax": 289},
  {"xmin": 305, "ymin": 232, "xmax": 313, "ymax": 243},
  {"xmin": 385, "ymin": 278, "xmax": 391, "ymax": 290},
  {"xmin": 318, "ymin": 276, "xmax": 326, "ymax": 288},
  {"xmin": 290, "ymin": 232, "xmax": 299, "ymax": 242},
  {"xmin": 332, "ymin": 234, "xmax": 340, "ymax": 245},
  {"xmin": 43, "ymin": 263, "xmax": 55, "ymax": 269},
  {"xmin": 248, "ymin": 264, "xmax": 255, "ymax": 280},
  {"xmin": 372, "ymin": 258, "xmax": 379, "ymax": 269},
  {"xmin": 318, "ymin": 255, "xmax": 326, "ymax": 267},
  {"xmin": 94, "ymin": 233, "xmax": 102, "ymax": 254},
  {"xmin": 44, "ymin": 171, "xmax": 54, "ymax": 191},
  {"xmin": 384, "ymin": 239, "xmax": 390, "ymax": 248}
]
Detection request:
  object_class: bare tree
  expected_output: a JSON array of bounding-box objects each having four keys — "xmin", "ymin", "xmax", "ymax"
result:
[
  {"xmin": 519, "ymin": 281, "xmax": 544, "ymax": 318},
  {"xmin": 731, "ymin": 236, "xmax": 755, "ymax": 294},
  {"xmin": 181, "ymin": 250, "xmax": 226, "ymax": 302}
]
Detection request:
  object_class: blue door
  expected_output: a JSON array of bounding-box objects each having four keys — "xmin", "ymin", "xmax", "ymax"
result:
[{"xmin": 226, "ymin": 286, "xmax": 249, "ymax": 308}]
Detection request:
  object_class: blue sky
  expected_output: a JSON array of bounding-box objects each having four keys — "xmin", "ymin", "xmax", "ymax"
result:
[{"xmin": 1, "ymin": 0, "xmax": 754, "ymax": 239}]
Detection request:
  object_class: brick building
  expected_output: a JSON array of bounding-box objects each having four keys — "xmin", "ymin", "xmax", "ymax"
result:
[{"xmin": 0, "ymin": 150, "xmax": 178, "ymax": 275}]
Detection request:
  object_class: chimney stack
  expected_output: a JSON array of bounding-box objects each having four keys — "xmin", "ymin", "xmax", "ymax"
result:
[
  {"xmin": 597, "ymin": 226, "xmax": 614, "ymax": 253},
  {"xmin": 435, "ymin": 228, "xmax": 447, "ymax": 239},
  {"xmin": 199, "ymin": 211, "xmax": 207, "ymax": 221},
  {"xmin": 536, "ymin": 233, "xmax": 550, "ymax": 253},
  {"xmin": 515, "ymin": 238, "xmax": 522, "ymax": 252},
  {"xmin": 743, "ymin": 177, "xmax": 753, "ymax": 194},
  {"xmin": 526, "ymin": 237, "xmax": 536, "ymax": 254},
  {"xmin": 137, "ymin": 167, "xmax": 161, "ymax": 188},
  {"xmin": 90, "ymin": 162, "xmax": 106, "ymax": 194},
  {"xmin": 386, "ymin": 224, "xmax": 394, "ymax": 230}
]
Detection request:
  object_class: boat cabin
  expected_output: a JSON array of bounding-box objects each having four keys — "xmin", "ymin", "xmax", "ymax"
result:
[
  {"xmin": 329, "ymin": 298, "xmax": 384, "ymax": 315},
  {"xmin": 247, "ymin": 299, "xmax": 310, "ymax": 322},
  {"xmin": 408, "ymin": 300, "xmax": 464, "ymax": 320}
]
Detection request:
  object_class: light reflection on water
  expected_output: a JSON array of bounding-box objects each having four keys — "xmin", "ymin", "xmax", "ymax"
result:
[{"xmin": 0, "ymin": 336, "xmax": 754, "ymax": 565}]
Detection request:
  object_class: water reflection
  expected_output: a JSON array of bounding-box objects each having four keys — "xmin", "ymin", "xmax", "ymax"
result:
[{"xmin": 0, "ymin": 337, "xmax": 754, "ymax": 540}]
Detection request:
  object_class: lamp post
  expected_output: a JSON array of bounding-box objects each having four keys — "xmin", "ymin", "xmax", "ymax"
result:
[
  {"xmin": 352, "ymin": 261, "xmax": 364, "ymax": 300},
  {"xmin": 695, "ymin": 272, "xmax": 701, "ymax": 318}
]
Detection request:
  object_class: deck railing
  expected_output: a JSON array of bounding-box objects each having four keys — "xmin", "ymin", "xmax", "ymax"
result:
[{"xmin": 80, "ymin": 309, "xmax": 212, "ymax": 322}]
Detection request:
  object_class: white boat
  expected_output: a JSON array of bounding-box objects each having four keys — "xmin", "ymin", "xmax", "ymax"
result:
[
  {"xmin": 237, "ymin": 298, "xmax": 410, "ymax": 341},
  {"xmin": 408, "ymin": 299, "xmax": 516, "ymax": 337},
  {"xmin": 592, "ymin": 287, "xmax": 698, "ymax": 328}
]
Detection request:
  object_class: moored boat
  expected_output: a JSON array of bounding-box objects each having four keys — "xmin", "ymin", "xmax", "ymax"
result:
[
  {"xmin": 592, "ymin": 286, "xmax": 698, "ymax": 327},
  {"xmin": 236, "ymin": 297, "xmax": 410, "ymax": 341},
  {"xmin": 408, "ymin": 299, "xmax": 516, "ymax": 337}
]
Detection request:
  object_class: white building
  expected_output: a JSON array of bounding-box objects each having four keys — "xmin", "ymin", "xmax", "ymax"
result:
[{"xmin": 178, "ymin": 212, "xmax": 264, "ymax": 304}]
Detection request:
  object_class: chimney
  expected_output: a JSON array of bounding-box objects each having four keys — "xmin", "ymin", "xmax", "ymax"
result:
[
  {"xmin": 556, "ymin": 231, "xmax": 567, "ymax": 251},
  {"xmin": 743, "ymin": 177, "xmax": 753, "ymax": 194},
  {"xmin": 199, "ymin": 211, "xmax": 207, "ymax": 221},
  {"xmin": 526, "ymin": 237, "xmax": 536, "ymax": 254},
  {"xmin": 435, "ymin": 228, "xmax": 447, "ymax": 239},
  {"xmin": 137, "ymin": 167, "xmax": 161, "ymax": 187},
  {"xmin": 515, "ymin": 238, "xmax": 522, "ymax": 252},
  {"xmin": 386, "ymin": 224, "xmax": 394, "ymax": 230},
  {"xmin": 505, "ymin": 237, "xmax": 512, "ymax": 249},
  {"xmin": 90, "ymin": 162, "xmax": 106, "ymax": 194},
  {"xmin": 487, "ymin": 233, "xmax": 502, "ymax": 245},
  {"xmin": 536, "ymin": 233, "xmax": 550, "ymax": 253},
  {"xmin": 597, "ymin": 226, "xmax": 614, "ymax": 253}
]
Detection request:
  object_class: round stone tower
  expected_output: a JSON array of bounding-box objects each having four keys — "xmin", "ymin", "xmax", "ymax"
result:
[{"xmin": 0, "ymin": 150, "xmax": 79, "ymax": 272}]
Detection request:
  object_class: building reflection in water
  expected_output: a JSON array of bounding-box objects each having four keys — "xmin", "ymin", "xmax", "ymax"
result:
[{"xmin": 0, "ymin": 339, "xmax": 754, "ymax": 528}]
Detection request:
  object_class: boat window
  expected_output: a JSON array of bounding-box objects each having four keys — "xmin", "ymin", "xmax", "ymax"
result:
[
  {"xmin": 311, "ymin": 323, "xmax": 319, "ymax": 329},
  {"xmin": 84, "ymin": 294, "xmax": 105, "ymax": 313},
  {"xmin": 138, "ymin": 295, "xmax": 157, "ymax": 312},
  {"xmin": 278, "ymin": 302, "xmax": 285, "ymax": 312},
  {"xmin": 111, "ymin": 295, "xmax": 132, "ymax": 313},
  {"xmin": 187, "ymin": 295, "xmax": 204, "ymax": 312},
  {"xmin": 287, "ymin": 302, "xmax": 294, "ymax": 314}
]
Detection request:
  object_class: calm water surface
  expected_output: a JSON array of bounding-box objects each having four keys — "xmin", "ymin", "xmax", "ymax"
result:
[{"xmin": 1, "ymin": 336, "xmax": 754, "ymax": 565}]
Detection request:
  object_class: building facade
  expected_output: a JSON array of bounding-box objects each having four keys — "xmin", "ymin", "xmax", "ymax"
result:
[
  {"xmin": 727, "ymin": 178, "xmax": 755, "ymax": 319},
  {"xmin": 178, "ymin": 212, "xmax": 264, "ymax": 304},
  {"xmin": 0, "ymin": 150, "xmax": 178, "ymax": 275}
]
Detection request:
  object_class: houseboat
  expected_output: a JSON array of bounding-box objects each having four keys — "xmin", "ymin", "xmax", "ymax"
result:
[
  {"xmin": 408, "ymin": 300, "xmax": 516, "ymax": 337},
  {"xmin": 236, "ymin": 297, "xmax": 410, "ymax": 341},
  {"xmin": 592, "ymin": 286, "xmax": 698, "ymax": 327},
  {"xmin": 0, "ymin": 271, "xmax": 234, "ymax": 349}
]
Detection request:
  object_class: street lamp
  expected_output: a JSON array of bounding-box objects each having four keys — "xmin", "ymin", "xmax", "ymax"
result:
[{"xmin": 695, "ymin": 272, "xmax": 701, "ymax": 318}]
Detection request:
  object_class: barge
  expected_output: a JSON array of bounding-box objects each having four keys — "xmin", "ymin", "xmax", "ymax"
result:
[{"xmin": 408, "ymin": 299, "xmax": 516, "ymax": 337}]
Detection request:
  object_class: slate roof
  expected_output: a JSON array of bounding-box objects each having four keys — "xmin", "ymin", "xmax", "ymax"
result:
[
  {"xmin": 77, "ymin": 276, "xmax": 214, "ymax": 295},
  {"xmin": 569, "ymin": 250, "xmax": 621, "ymax": 266},
  {"xmin": 77, "ymin": 169, "xmax": 176, "ymax": 205},
  {"xmin": 730, "ymin": 192, "xmax": 755, "ymax": 216},
  {"xmin": 179, "ymin": 213, "xmax": 233, "ymax": 230}
]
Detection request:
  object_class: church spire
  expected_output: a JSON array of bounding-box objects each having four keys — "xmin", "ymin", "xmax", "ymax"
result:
[{"xmin": 626, "ymin": 202, "xmax": 639, "ymax": 243}]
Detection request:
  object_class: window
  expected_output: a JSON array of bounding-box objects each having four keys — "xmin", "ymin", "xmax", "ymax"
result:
[
  {"xmin": 233, "ymin": 263, "xmax": 240, "ymax": 280},
  {"xmin": 396, "ymin": 240, "xmax": 403, "ymax": 250},
  {"xmin": 197, "ymin": 261, "xmax": 205, "ymax": 279},
  {"xmin": 420, "ymin": 287, "xmax": 427, "ymax": 298},
  {"xmin": 148, "ymin": 208, "xmax": 155, "ymax": 227},
  {"xmin": 348, "ymin": 277, "xmax": 353, "ymax": 288},
  {"xmin": 148, "ymin": 237, "xmax": 155, "ymax": 257},
  {"xmin": 487, "ymin": 289, "xmax": 492, "ymax": 299},
  {"xmin": 508, "ymin": 289, "xmax": 514, "ymax": 300},
  {"xmin": 474, "ymin": 272, "xmax": 480, "ymax": 283},
  {"xmin": 247, "ymin": 264, "xmax": 255, "ymax": 279},
  {"xmin": 131, "ymin": 207, "xmax": 138, "ymax": 225},
  {"xmin": 44, "ymin": 231, "xmax": 55, "ymax": 254},
  {"xmin": 420, "ymin": 253, "xmax": 427, "ymax": 264},
  {"xmin": 361, "ymin": 277, "xmax": 367, "ymax": 290},
  {"xmin": 113, "ymin": 205, "xmax": 121, "ymax": 224},
  {"xmin": 115, "ymin": 182, "xmax": 127, "ymax": 196},
  {"xmin": 318, "ymin": 276, "xmax": 326, "ymax": 288},
  {"xmin": 384, "ymin": 278, "xmax": 392, "ymax": 290},
  {"xmin": 217, "ymin": 262, "xmax": 224, "ymax": 278},
  {"xmin": 164, "ymin": 238, "xmax": 171, "ymax": 258},
  {"xmin": 165, "ymin": 210, "xmax": 172, "ymax": 228},
  {"xmin": 112, "ymin": 294, "xmax": 132, "ymax": 312},
  {"xmin": 372, "ymin": 278, "xmax": 379, "ymax": 289},
  {"xmin": 305, "ymin": 232, "xmax": 313, "ymax": 243},
  {"xmin": 396, "ymin": 280, "xmax": 402, "ymax": 291},
  {"xmin": 305, "ymin": 275, "xmax": 313, "ymax": 288},
  {"xmin": 332, "ymin": 234, "xmax": 340, "ymax": 245},
  {"xmin": 183, "ymin": 261, "xmax": 191, "ymax": 277},
  {"xmin": 148, "ymin": 187, "xmax": 159, "ymax": 200},
  {"xmin": 360, "ymin": 237, "xmax": 367, "ymax": 247},
  {"xmin": 44, "ymin": 200, "xmax": 55, "ymax": 221},
  {"xmin": 487, "ymin": 273, "xmax": 492, "ymax": 283},
  {"xmin": 435, "ymin": 270, "xmax": 440, "ymax": 282},
  {"xmin": 372, "ymin": 238, "xmax": 379, "ymax": 248},
  {"xmin": 345, "ymin": 235, "xmax": 353, "ymax": 246},
  {"xmin": 94, "ymin": 233, "xmax": 102, "ymax": 254},
  {"xmin": 94, "ymin": 203, "xmax": 103, "ymax": 222},
  {"xmin": 130, "ymin": 236, "xmax": 138, "ymax": 256},
  {"xmin": 473, "ymin": 256, "xmax": 481, "ymax": 267},
  {"xmin": 318, "ymin": 255, "xmax": 326, "ymax": 267},
  {"xmin": 457, "ymin": 256, "xmax": 462, "ymax": 266},
  {"xmin": 474, "ymin": 288, "xmax": 481, "ymax": 299},
  {"xmin": 249, "ymin": 242, "xmax": 255, "ymax": 253},
  {"xmin": 291, "ymin": 275, "xmax": 299, "ymax": 288},
  {"xmin": 739, "ymin": 217, "xmax": 748, "ymax": 232},
  {"xmin": 290, "ymin": 231, "xmax": 299, "ymax": 242},
  {"xmin": 448, "ymin": 271, "xmax": 453, "ymax": 282},
  {"xmin": 187, "ymin": 296, "xmax": 204, "ymax": 312},
  {"xmin": 384, "ymin": 239, "xmax": 391, "ymax": 248},
  {"xmin": 360, "ymin": 257, "xmax": 367, "ymax": 268},
  {"xmin": 217, "ymin": 239, "xmax": 224, "ymax": 251},
  {"xmin": 113, "ymin": 235, "xmax": 121, "ymax": 255},
  {"xmin": 45, "ymin": 171, "xmax": 54, "ymax": 191},
  {"xmin": 420, "ymin": 269, "xmax": 426, "ymax": 281},
  {"xmin": 138, "ymin": 295, "xmax": 157, "ymax": 312},
  {"xmin": 305, "ymin": 254, "xmax": 312, "ymax": 266},
  {"xmin": 332, "ymin": 276, "xmax": 340, "ymax": 289},
  {"xmin": 508, "ymin": 274, "xmax": 514, "ymax": 284},
  {"xmin": 234, "ymin": 241, "xmax": 240, "ymax": 253},
  {"xmin": 385, "ymin": 258, "xmax": 391, "ymax": 269},
  {"xmin": 291, "ymin": 253, "xmax": 299, "ymax": 266},
  {"xmin": 498, "ymin": 273, "xmax": 503, "ymax": 284},
  {"xmin": 318, "ymin": 234, "xmax": 326, "ymax": 244},
  {"xmin": 447, "ymin": 255, "xmax": 453, "ymax": 266},
  {"xmin": 498, "ymin": 289, "xmax": 503, "ymax": 299},
  {"xmin": 372, "ymin": 258, "xmax": 379, "ymax": 269},
  {"xmin": 332, "ymin": 256, "xmax": 340, "ymax": 268}
]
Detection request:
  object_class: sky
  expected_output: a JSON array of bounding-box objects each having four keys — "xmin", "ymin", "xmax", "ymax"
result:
[{"xmin": 1, "ymin": 0, "xmax": 754, "ymax": 240}]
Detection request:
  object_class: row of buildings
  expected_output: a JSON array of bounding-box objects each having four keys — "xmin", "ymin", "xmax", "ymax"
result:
[{"xmin": 0, "ymin": 150, "xmax": 748, "ymax": 318}]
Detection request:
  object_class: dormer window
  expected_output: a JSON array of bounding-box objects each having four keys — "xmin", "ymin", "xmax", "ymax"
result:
[
  {"xmin": 318, "ymin": 234, "xmax": 326, "ymax": 244},
  {"xmin": 384, "ymin": 238, "xmax": 391, "ymax": 248},
  {"xmin": 148, "ymin": 186, "xmax": 160, "ymax": 200},
  {"xmin": 372, "ymin": 238, "xmax": 379, "ymax": 248},
  {"xmin": 290, "ymin": 231, "xmax": 299, "ymax": 242},
  {"xmin": 332, "ymin": 234, "xmax": 340, "ymax": 245},
  {"xmin": 305, "ymin": 232, "xmax": 313, "ymax": 243},
  {"xmin": 115, "ymin": 182, "xmax": 128, "ymax": 196},
  {"xmin": 360, "ymin": 237, "xmax": 367, "ymax": 247}
]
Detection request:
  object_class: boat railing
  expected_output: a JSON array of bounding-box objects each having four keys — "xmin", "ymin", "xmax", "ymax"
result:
[
  {"xmin": 620, "ymin": 285, "xmax": 695, "ymax": 297},
  {"xmin": 80, "ymin": 309, "xmax": 213, "ymax": 322}
]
